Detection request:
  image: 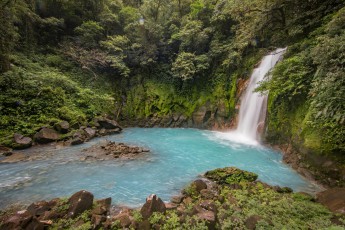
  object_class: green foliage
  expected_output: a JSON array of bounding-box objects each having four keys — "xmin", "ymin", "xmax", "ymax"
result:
[
  {"xmin": 149, "ymin": 210, "xmax": 208, "ymax": 230},
  {"xmin": 258, "ymin": 6, "xmax": 345, "ymax": 155},
  {"xmin": 204, "ymin": 167, "xmax": 258, "ymax": 185},
  {"xmin": 0, "ymin": 53, "xmax": 115, "ymax": 147},
  {"xmin": 172, "ymin": 52, "xmax": 209, "ymax": 81},
  {"xmin": 74, "ymin": 21, "xmax": 105, "ymax": 48},
  {"xmin": 216, "ymin": 182, "xmax": 340, "ymax": 230}
]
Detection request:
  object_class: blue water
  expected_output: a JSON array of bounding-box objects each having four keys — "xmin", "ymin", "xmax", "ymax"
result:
[{"xmin": 0, "ymin": 128, "xmax": 320, "ymax": 208}]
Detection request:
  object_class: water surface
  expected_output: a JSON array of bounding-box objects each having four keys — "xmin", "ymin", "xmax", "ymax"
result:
[{"xmin": 0, "ymin": 128, "xmax": 320, "ymax": 208}]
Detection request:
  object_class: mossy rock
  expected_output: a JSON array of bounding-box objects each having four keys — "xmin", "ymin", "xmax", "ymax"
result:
[{"xmin": 204, "ymin": 167, "xmax": 258, "ymax": 185}]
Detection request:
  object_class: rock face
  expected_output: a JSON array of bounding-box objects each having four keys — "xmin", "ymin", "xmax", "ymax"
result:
[
  {"xmin": 34, "ymin": 128, "xmax": 60, "ymax": 144},
  {"xmin": 54, "ymin": 121, "xmax": 70, "ymax": 134},
  {"xmin": 68, "ymin": 190, "xmax": 94, "ymax": 218},
  {"xmin": 317, "ymin": 188, "xmax": 345, "ymax": 214},
  {"xmin": 97, "ymin": 117, "xmax": 123, "ymax": 130},
  {"xmin": 13, "ymin": 133, "xmax": 32, "ymax": 149},
  {"xmin": 140, "ymin": 194, "xmax": 166, "ymax": 219}
]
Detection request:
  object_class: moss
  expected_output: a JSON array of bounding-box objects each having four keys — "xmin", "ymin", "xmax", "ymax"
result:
[
  {"xmin": 205, "ymin": 167, "xmax": 258, "ymax": 185},
  {"xmin": 0, "ymin": 53, "xmax": 115, "ymax": 147}
]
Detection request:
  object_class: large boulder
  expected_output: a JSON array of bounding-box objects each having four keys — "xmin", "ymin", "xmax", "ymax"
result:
[
  {"xmin": 13, "ymin": 133, "xmax": 32, "ymax": 149},
  {"xmin": 84, "ymin": 127, "xmax": 96, "ymax": 139},
  {"xmin": 34, "ymin": 128, "xmax": 59, "ymax": 144},
  {"xmin": 54, "ymin": 121, "xmax": 70, "ymax": 134},
  {"xmin": 317, "ymin": 188, "xmax": 345, "ymax": 214},
  {"xmin": 68, "ymin": 190, "xmax": 94, "ymax": 218},
  {"xmin": 96, "ymin": 118, "xmax": 122, "ymax": 130},
  {"xmin": 192, "ymin": 179, "xmax": 208, "ymax": 193},
  {"xmin": 140, "ymin": 194, "xmax": 166, "ymax": 219}
]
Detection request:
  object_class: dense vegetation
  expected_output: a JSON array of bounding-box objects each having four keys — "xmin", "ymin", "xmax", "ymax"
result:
[{"xmin": 0, "ymin": 0, "xmax": 344, "ymax": 159}]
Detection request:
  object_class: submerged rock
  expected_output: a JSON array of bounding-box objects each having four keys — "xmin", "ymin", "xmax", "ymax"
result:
[
  {"xmin": 0, "ymin": 152, "xmax": 27, "ymax": 163},
  {"xmin": 81, "ymin": 141, "xmax": 150, "ymax": 161}
]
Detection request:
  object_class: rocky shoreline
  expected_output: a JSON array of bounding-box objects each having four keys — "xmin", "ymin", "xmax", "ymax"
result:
[
  {"xmin": 0, "ymin": 167, "xmax": 344, "ymax": 230},
  {"xmin": 269, "ymin": 143, "xmax": 345, "ymax": 189},
  {"xmin": 0, "ymin": 117, "xmax": 123, "ymax": 163}
]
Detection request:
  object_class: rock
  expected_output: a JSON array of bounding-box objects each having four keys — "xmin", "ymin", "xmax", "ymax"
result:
[
  {"xmin": 192, "ymin": 105, "xmax": 212, "ymax": 127},
  {"xmin": 92, "ymin": 197, "xmax": 112, "ymax": 215},
  {"xmin": 0, "ymin": 146, "xmax": 13, "ymax": 156},
  {"xmin": 27, "ymin": 201, "xmax": 51, "ymax": 217},
  {"xmin": 274, "ymin": 186, "xmax": 293, "ymax": 193},
  {"xmin": 192, "ymin": 179, "xmax": 208, "ymax": 193},
  {"xmin": 54, "ymin": 121, "xmax": 70, "ymax": 134},
  {"xmin": 0, "ymin": 211, "xmax": 32, "ymax": 230},
  {"xmin": 245, "ymin": 215, "xmax": 262, "ymax": 230},
  {"xmin": 171, "ymin": 195, "xmax": 184, "ymax": 204},
  {"xmin": 317, "ymin": 188, "xmax": 345, "ymax": 214},
  {"xmin": 140, "ymin": 194, "xmax": 166, "ymax": 219},
  {"xmin": 13, "ymin": 133, "xmax": 32, "ymax": 149},
  {"xmin": 0, "ymin": 152, "xmax": 27, "ymax": 163},
  {"xmin": 165, "ymin": 202, "xmax": 178, "ymax": 210},
  {"xmin": 68, "ymin": 190, "xmax": 94, "ymax": 218},
  {"xmin": 182, "ymin": 197, "xmax": 193, "ymax": 206},
  {"xmin": 25, "ymin": 217, "xmax": 44, "ymax": 230},
  {"xmin": 84, "ymin": 127, "xmax": 96, "ymax": 139},
  {"xmin": 97, "ymin": 118, "xmax": 122, "ymax": 130},
  {"xmin": 71, "ymin": 137, "xmax": 84, "ymax": 145},
  {"xmin": 114, "ymin": 213, "xmax": 132, "ymax": 228},
  {"xmin": 91, "ymin": 214, "xmax": 106, "ymax": 230},
  {"xmin": 196, "ymin": 210, "xmax": 216, "ymax": 230},
  {"xmin": 71, "ymin": 130, "xmax": 86, "ymax": 145},
  {"xmin": 199, "ymin": 200, "xmax": 217, "ymax": 213},
  {"xmin": 200, "ymin": 189, "xmax": 215, "ymax": 200},
  {"xmin": 34, "ymin": 128, "xmax": 59, "ymax": 144}
]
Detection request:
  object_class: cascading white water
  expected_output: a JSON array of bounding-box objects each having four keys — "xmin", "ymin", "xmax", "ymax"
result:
[
  {"xmin": 215, "ymin": 48, "xmax": 286, "ymax": 145},
  {"xmin": 236, "ymin": 48, "xmax": 287, "ymax": 141}
]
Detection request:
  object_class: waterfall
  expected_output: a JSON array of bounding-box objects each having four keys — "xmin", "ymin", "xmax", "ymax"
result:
[
  {"xmin": 236, "ymin": 48, "xmax": 287, "ymax": 141},
  {"xmin": 216, "ymin": 48, "xmax": 286, "ymax": 145}
]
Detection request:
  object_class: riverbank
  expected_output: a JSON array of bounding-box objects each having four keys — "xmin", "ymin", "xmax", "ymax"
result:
[
  {"xmin": 269, "ymin": 142, "xmax": 345, "ymax": 189},
  {"xmin": 0, "ymin": 167, "xmax": 344, "ymax": 230}
]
